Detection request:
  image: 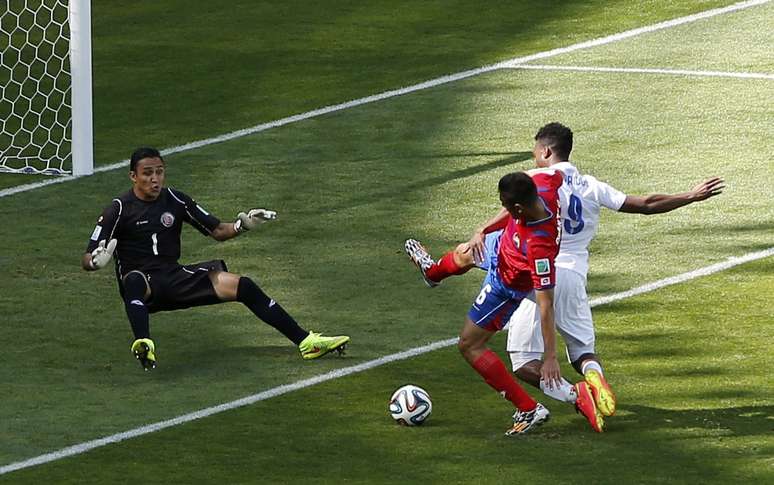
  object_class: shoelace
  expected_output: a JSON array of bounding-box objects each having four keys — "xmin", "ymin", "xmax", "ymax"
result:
[
  {"xmin": 301, "ymin": 332, "xmax": 326, "ymax": 352},
  {"xmin": 514, "ymin": 409, "xmax": 535, "ymax": 423},
  {"xmin": 411, "ymin": 247, "xmax": 434, "ymax": 270}
]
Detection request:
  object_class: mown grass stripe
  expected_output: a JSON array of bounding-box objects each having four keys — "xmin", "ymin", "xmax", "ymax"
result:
[
  {"xmin": 1, "ymin": 0, "xmax": 768, "ymax": 199},
  {"xmin": 2, "ymin": 247, "xmax": 772, "ymax": 475},
  {"xmin": 507, "ymin": 64, "xmax": 774, "ymax": 80}
]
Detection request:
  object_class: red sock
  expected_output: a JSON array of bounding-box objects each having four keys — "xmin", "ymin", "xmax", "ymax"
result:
[
  {"xmin": 426, "ymin": 252, "xmax": 468, "ymax": 283},
  {"xmin": 472, "ymin": 349, "xmax": 536, "ymax": 411}
]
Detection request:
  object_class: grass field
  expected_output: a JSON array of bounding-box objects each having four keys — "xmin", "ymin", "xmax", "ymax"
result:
[{"xmin": 1, "ymin": 1, "xmax": 772, "ymax": 483}]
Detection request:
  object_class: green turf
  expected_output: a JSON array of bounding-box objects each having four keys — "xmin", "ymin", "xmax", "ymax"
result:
[
  {"xmin": 6, "ymin": 257, "xmax": 773, "ymax": 484},
  {"xmin": 0, "ymin": 0, "xmax": 772, "ymax": 482},
  {"xmin": 544, "ymin": 1, "xmax": 774, "ymax": 71},
  {"xmin": 0, "ymin": 0, "xmax": 736, "ymax": 189}
]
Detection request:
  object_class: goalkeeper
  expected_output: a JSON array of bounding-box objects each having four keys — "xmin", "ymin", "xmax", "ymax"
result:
[{"xmin": 82, "ymin": 147, "xmax": 349, "ymax": 370}]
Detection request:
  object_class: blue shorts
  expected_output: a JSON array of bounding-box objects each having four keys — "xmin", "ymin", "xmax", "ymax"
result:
[
  {"xmin": 468, "ymin": 230, "xmax": 530, "ymax": 331},
  {"xmin": 475, "ymin": 230, "xmax": 503, "ymax": 271}
]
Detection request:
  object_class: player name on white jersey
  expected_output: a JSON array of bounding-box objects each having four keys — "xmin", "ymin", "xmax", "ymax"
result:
[{"xmin": 552, "ymin": 161, "xmax": 627, "ymax": 278}]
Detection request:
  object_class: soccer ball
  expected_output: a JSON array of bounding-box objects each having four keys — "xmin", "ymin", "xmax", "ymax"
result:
[{"xmin": 388, "ymin": 384, "xmax": 432, "ymax": 426}]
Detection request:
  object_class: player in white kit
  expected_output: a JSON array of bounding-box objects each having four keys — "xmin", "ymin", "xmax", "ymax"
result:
[{"xmin": 507, "ymin": 123, "xmax": 725, "ymax": 431}]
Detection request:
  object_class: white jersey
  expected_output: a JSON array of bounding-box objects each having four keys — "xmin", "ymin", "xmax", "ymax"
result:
[{"xmin": 553, "ymin": 161, "xmax": 627, "ymax": 278}]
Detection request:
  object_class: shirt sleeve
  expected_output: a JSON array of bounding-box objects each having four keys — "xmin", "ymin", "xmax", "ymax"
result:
[
  {"xmin": 526, "ymin": 170, "xmax": 562, "ymax": 290},
  {"xmin": 168, "ymin": 188, "xmax": 221, "ymax": 236},
  {"xmin": 530, "ymin": 169, "xmax": 564, "ymax": 188},
  {"xmin": 552, "ymin": 169, "xmax": 565, "ymax": 189},
  {"xmin": 593, "ymin": 177, "xmax": 627, "ymax": 211},
  {"xmin": 85, "ymin": 199, "xmax": 121, "ymax": 253},
  {"xmin": 527, "ymin": 238, "xmax": 557, "ymax": 290}
]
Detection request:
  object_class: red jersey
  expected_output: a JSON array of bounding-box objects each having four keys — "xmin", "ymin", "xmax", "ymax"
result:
[{"xmin": 497, "ymin": 170, "xmax": 563, "ymax": 292}]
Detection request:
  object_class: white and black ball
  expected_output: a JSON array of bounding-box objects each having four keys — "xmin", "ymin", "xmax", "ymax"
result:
[{"xmin": 388, "ymin": 384, "xmax": 432, "ymax": 426}]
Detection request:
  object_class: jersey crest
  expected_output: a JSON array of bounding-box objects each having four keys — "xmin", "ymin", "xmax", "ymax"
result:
[{"xmin": 160, "ymin": 212, "xmax": 175, "ymax": 228}]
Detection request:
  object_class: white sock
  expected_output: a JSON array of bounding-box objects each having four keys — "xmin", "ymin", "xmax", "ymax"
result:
[
  {"xmin": 540, "ymin": 378, "xmax": 577, "ymax": 403},
  {"xmin": 581, "ymin": 360, "xmax": 603, "ymax": 376}
]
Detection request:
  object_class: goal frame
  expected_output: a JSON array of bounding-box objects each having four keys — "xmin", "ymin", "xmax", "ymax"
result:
[
  {"xmin": 69, "ymin": 0, "xmax": 94, "ymax": 177},
  {"xmin": 0, "ymin": 0, "xmax": 93, "ymax": 176}
]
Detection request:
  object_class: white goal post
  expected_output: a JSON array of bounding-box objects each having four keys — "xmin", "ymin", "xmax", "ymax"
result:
[{"xmin": 0, "ymin": 0, "xmax": 93, "ymax": 176}]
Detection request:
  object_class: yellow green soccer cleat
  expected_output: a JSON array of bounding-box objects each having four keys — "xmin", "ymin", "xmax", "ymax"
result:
[
  {"xmin": 574, "ymin": 382, "xmax": 604, "ymax": 433},
  {"xmin": 131, "ymin": 338, "xmax": 156, "ymax": 371},
  {"xmin": 298, "ymin": 332, "xmax": 350, "ymax": 360},
  {"xmin": 585, "ymin": 369, "xmax": 616, "ymax": 416}
]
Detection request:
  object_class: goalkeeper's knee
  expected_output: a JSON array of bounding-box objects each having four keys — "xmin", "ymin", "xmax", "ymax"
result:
[{"xmin": 122, "ymin": 271, "xmax": 149, "ymax": 302}]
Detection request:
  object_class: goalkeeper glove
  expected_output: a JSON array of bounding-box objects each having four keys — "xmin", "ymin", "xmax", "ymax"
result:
[
  {"xmin": 234, "ymin": 209, "xmax": 277, "ymax": 233},
  {"xmin": 90, "ymin": 239, "xmax": 117, "ymax": 269}
]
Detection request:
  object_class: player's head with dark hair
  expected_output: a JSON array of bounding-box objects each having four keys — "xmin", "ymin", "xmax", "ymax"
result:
[
  {"xmin": 129, "ymin": 147, "xmax": 165, "ymax": 201},
  {"xmin": 130, "ymin": 147, "xmax": 164, "ymax": 173},
  {"xmin": 533, "ymin": 122, "xmax": 573, "ymax": 166},
  {"xmin": 499, "ymin": 172, "xmax": 538, "ymax": 217}
]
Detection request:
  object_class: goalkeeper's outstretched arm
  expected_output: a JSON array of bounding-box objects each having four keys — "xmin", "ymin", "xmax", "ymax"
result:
[
  {"xmin": 82, "ymin": 239, "xmax": 117, "ymax": 271},
  {"xmin": 83, "ymin": 200, "xmax": 121, "ymax": 271},
  {"xmin": 210, "ymin": 208, "xmax": 278, "ymax": 241}
]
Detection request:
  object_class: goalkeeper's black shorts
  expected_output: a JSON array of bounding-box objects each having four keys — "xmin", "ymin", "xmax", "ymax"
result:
[{"xmin": 138, "ymin": 259, "xmax": 228, "ymax": 313}]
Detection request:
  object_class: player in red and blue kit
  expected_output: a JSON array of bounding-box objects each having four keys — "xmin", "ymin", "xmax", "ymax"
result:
[{"xmin": 406, "ymin": 170, "xmax": 563, "ymax": 435}]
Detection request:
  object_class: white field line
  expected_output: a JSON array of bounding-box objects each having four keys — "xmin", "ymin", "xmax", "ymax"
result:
[
  {"xmin": 506, "ymin": 64, "xmax": 774, "ymax": 80},
  {"xmin": 2, "ymin": 246, "xmax": 773, "ymax": 475},
  {"xmin": 0, "ymin": 0, "xmax": 769, "ymax": 200},
  {"xmin": 588, "ymin": 247, "xmax": 774, "ymax": 306}
]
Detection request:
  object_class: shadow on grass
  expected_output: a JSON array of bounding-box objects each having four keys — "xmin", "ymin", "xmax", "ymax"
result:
[
  {"xmin": 587, "ymin": 270, "xmax": 643, "ymax": 296},
  {"xmin": 655, "ymin": 365, "xmax": 728, "ymax": 378},
  {"xmin": 614, "ymin": 403, "xmax": 773, "ymax": 437},
  {"xmin": 312, "ymin": 150, "xmax": 533, "ymax": 213},
  {"xmin": 0, "ymin": 172, "xmax": 51, "ymax": 191},
  {"xmin": 665, "ymin": 221, "xmax": 774, "ymax": 236}
]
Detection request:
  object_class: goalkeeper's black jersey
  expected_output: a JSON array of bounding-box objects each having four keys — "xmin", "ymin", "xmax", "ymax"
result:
[{"xmin": 85, "ymin": 187, "xmax": 221, "ymax": 278}]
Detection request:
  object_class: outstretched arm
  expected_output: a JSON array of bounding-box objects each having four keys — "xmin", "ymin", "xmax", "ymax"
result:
[
  {"xmin": 619, "ymin": 177, "xmax": 724, "ymax": 214},
  {"xmin": 83, "ymin": 200, "xmax": 121, "ymax": 271},
  {"xmin": 211, "ymin": 222, "xmax": 240, "ymax": 241},
  {"xmin": 211, "ymin": 208, "xmax": 277, "ymax": 241}
]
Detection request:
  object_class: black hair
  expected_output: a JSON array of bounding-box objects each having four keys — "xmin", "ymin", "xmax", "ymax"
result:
[
  {"xmin": 130, "ymin": 147, "xmax": 163, "ymax": 172},
  {"xmin": 534, "ymin": 122, "xmax": 573, "ymax": 160},
  {"xmin": 498, "ymin": 172, "xmax": 538, "ymax": 207}
]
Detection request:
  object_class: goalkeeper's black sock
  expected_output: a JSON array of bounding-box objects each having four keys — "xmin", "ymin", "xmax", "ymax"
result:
[
  {"xmin": 123, "ymin": 272, "xmax": 150, "ymax": 339},
  {"xmin": 236, "ymin": 277, "xmax": 309, "ymax": 345}
]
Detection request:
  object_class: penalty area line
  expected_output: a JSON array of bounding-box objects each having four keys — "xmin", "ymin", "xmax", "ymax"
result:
[
  {"xmin": 505, "ymin": 64, "xmax": 774, "ymax": 80},
  {"xmin": 0, "ymin": 0, "xmax": 769, "ymax": 199},
  {"xmin": 1, "ymin": 246, "xmax": 772, "ymax": 475}
]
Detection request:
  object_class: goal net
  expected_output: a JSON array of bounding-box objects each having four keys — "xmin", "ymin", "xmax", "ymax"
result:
[{"xmin": 0, "ymin": 0, "xmax": 93, "ymax": 176}]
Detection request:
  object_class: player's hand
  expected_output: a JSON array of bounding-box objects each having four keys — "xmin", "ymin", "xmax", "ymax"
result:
[
  {"xmin": 235, "ymin": 208, "xmax": 277, "ymax": 232},
  {"xmin": 91, "ymin": 239, "xmax": 117, "ymax": 270},
  {"xmin": 690, "ymin": 176, "xmax": 725, "ymax": 201},
  {"xmin": 467, "ymin": 231, "xmax": 486, "ymax": 265},
  {"xmin": 540, "ymin": 355, "xmax": 562, "ymax": 389}
]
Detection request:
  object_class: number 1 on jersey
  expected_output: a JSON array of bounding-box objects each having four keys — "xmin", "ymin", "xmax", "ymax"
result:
[{"xmin": 151, "ymin": 232, "xmax": 159, "ymax": 255}]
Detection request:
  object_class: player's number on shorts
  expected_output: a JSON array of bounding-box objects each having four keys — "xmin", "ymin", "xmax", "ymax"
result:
[
  {"xmin": 151, "ymin": 232, "xmax": 159, "ymax": 255},
  {"xmin": 476, "ymin": 284, "xmax": 493, "ymax": 305},
  {"xmin": 564, "ymin": 194, "xmax": 585, "ymax": 234}
]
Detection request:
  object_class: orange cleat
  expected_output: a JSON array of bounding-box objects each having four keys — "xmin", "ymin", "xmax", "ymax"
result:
[{"xmin": 574, "ymin": 382, "xmax": 604, "ymax": 433}]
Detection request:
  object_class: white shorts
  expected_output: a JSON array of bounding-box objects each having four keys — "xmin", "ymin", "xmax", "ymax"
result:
[{"xmin": 506, "ymin": 267, "xmax": 595, "ymax": 370}]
